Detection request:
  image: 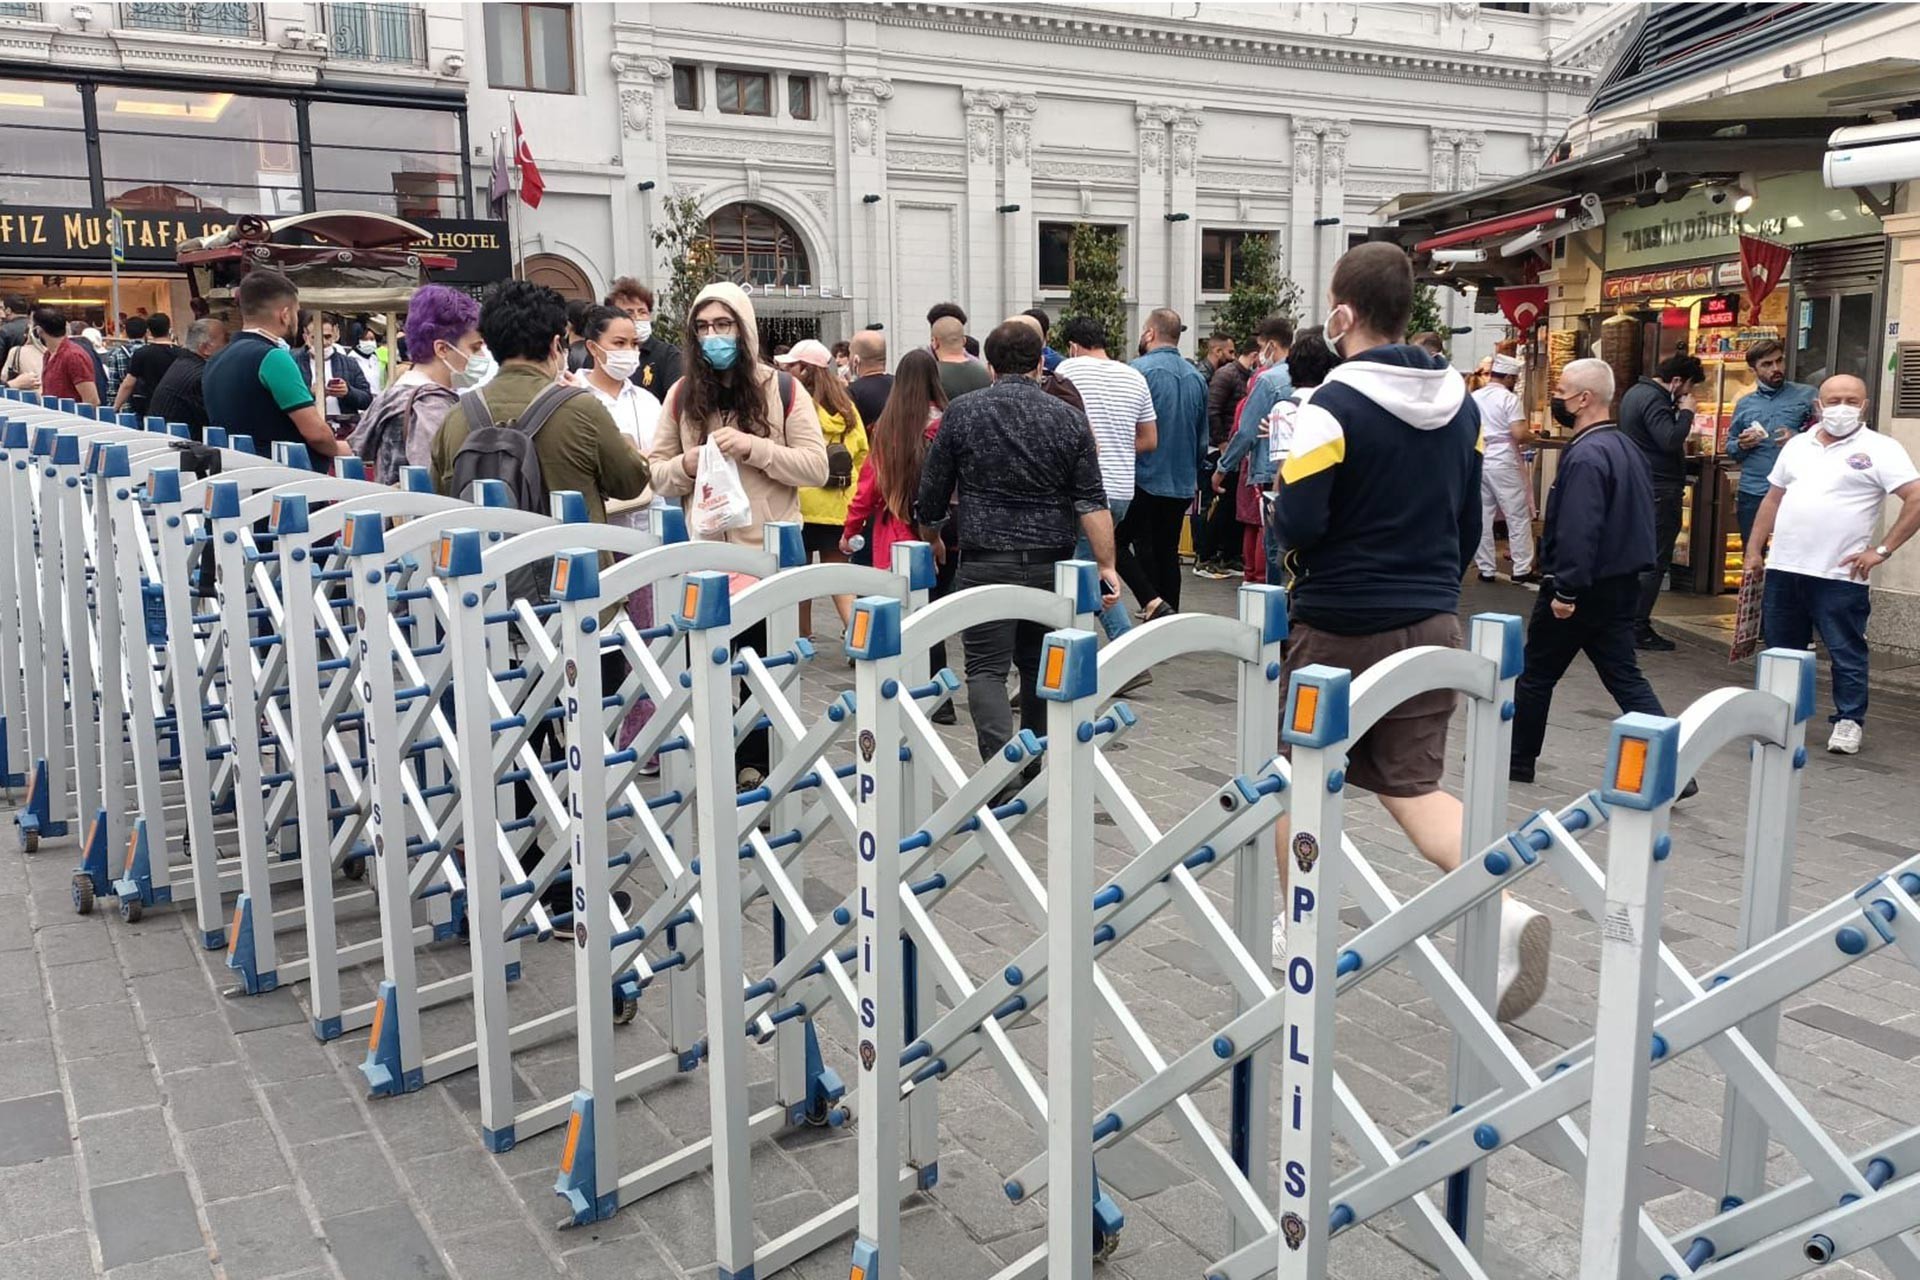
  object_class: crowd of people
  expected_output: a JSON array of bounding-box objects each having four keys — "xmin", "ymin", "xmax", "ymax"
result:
[{"xmin": 26, "ymin": 236, "xmax": 1911, "ymax": 1018}]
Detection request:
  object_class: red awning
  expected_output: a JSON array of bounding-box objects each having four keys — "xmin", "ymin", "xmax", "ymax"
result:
[{"xmin": 1414, "ymin": 201, "xmax": 1569, "ymax": 254}]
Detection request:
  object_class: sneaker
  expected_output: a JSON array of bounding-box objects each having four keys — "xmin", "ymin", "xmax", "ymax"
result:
[
  {"xmin": 1827, "ymin": 718, "xmax": 1863, "ymax": 755},
  {"xmin": 1515, "ymin": 570, "xmax": 1542, "ymax": 585},
  {"xmin": 1635, "ymin": 627, "xmax": 1677, "ymax": 652},
  {"xmin": 1477, "ymin": 572, "xmax": 1496, "ymax": 583},
  {"xmin": 1271, "ymin": 915, "xmax": 1288, "ymax": 970},
  {"xmin": 1495, "ymin": 901, "xmax": 1552, "ymax": 1022},
  {"xmin": 1116, "ymin": 669, "xmax": 1153, "ymax": 697},
  {"xmin": 1678, "ymin": 777, "xmax": 1699, "ymax": 802},
  {"xmin": 637, "ymin": 756, "xmax": 661, "ymax": 778},
  {"xmin": 931, "ymin": 701, "xmax": 958, "ymax": 726},
  {"xmin": 1508, "ymin": 761, "xmax": 1535, "ymax": 785}
]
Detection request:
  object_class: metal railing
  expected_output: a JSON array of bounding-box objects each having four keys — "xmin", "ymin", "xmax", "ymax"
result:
[
  {"xmin": 118, "ymin": 2, "xmax": 263, "ymax": 39},
  {"xmin": 0, "ymin": 3, "xmax": 45, "ymax": 20},
  {"xmin": 324, "ymin": 1, "xmax": 425, "ymax": 66}
]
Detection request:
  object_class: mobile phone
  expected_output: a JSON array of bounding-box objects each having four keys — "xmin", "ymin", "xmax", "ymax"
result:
[{"xmin": 1100, "ymin": 576, "xmax": 1120, "ymax": 598}]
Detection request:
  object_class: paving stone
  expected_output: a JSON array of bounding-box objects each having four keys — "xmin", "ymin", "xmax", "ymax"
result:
[
  {"xmin": 67, "ymin": 1051, "xmax": 163, "ymax": 1118},
  {"xmin": 200, "ymin": 1187, "xmax": 322, "ymax": 1279},
  {"xmin": 219, "ymin": 989, "xmax": 307, "ymax": 1035},
  {"xmin": 91, "ymin": 1171, "xmax": 204, "ymax": 1270},
  {"xmin": 54, "ymin": 1001, "xmax": 142, "ymax": 1061},
  {"xmin": 0, "ymin": 988, "xmax": 51, "ymax": 1041},
  {"xmin": 0, "ymin": 1153, "xmax": 83, "ymax": 1241},
  {"xmin": 35, "ymin": 920, "xmax": 116, "ymax": 967},
  {"xmin": 234, "ymin": 1024, "xmax": 334, "ymax": 1085},
  {"xmin": 79, "ymin": 1106, "xmax": 180, "ymax": 1184},
  {"xmin": 144, "ymin": 1013, "xmax": 240, "ymax": 1075},
  {"xmin": 105, "ymin": 1249, "xmax": 217, "ymax": 1279},
  {"xmin": 0, "ymin": 1036, "xmax": 58, "ymax": 1101},
  {"xmin": 45, "ymin": 957, "xmax": 128, "ymax": 1010},
  {"xmin": 0, "ymin": 1089, "xmax": 71, "ymax": 1165},
  {"xmin": 321, "ymin": 1203, "xmax": 450, "ymax": 1280},
  {"xmin": 0, "ymin": 1229, "xmax": 92, "ymax": 1278},
  {"xmin": 405, "ymin": 1146, "xmax": 525, "ymax": 1235},
  {"xmin": 129, "ymin": 970, "xmax": 218, "ymax": 1024},
  {"xmin": 437, "ymin": 1221, "xmax": 559, "ymax": 1279},
  {"xmin": 258, "ymin": 1074, "xmax": 367, "ymax": 1145},
  {"xmin": 291, "ymin": 1135, "xmax": 402, "ymax": 1218},
  {"xmin": 180, "ymin": 1118, "xmax": 291, "ymax": 1202},
  {"xmin": 160, "ymin": 1064, "xmax": 260, "ymax": 1132},
  {"xmin": 1788, "ymin": 1003, "xmax": 1920, "ymax": 1061}
]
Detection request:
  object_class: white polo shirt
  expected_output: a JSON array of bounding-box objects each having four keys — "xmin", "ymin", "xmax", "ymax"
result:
[{"xmin": 1766, "ymin": 426, "xmax": 1920, "ymax": 581}]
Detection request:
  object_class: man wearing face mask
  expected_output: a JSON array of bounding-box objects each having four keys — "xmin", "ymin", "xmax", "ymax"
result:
[
  {"xmin": 606, "ymin": 277, "xmax": 684, "ymax": 398},
  {"xmin": 1271, "ymin": 244, "xmax": 1563, "ymax": 1022},
  {"xmin": 1617, "ymin": 352, "xmax": 1705, "ymax": 650},
  {"xmin": 1510, "ymin": 359, "xmax": 1686, "ymax": 794},
  {"xmin": 1743, "ymin": 375, "xmax": 1920, "ymax": 755},
  {"xmin": 203, "ymin": 269, "xmax": 346, "ymax": 470},
  {"xmin": 346, "ymin": 320, "xmax": 386, "ymax": 395}
]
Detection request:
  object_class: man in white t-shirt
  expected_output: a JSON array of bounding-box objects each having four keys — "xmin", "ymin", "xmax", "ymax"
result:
[
  {"xmin": 1472, "ymin": 352, "xmax": 1535, "ymax": 582},
  {"xmin": 1745, "ymin": 374, "xmax": 1920, "ymax": 755},
  {"xmin": 1057, "ymin": 315, "xmax": 1156, "ymax": 638}
]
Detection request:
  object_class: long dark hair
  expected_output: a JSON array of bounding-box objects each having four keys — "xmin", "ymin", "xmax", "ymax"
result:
[
  {"xmin": 794, "ymin": 360, "xmax": 859, "ymax": 429},
  {"xmin": 675, "ymin": 300, "xmax": 776, "ymax": 440},
  {"xmin": 872, "ymin": 349, "xmax": 947, "ymax": 524}
]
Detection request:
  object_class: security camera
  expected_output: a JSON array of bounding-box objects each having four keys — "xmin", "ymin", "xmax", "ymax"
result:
[{"xmin": 1430, "ymin": 248, "xmax": 1488, "ymax": 265}]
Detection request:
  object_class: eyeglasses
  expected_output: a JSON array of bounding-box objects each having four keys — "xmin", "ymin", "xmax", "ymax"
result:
[{"xmin": 691, "ymin": 317, "xmax": 737, "ymax": 336}]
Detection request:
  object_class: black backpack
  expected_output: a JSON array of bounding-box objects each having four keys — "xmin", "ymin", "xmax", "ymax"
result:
[{"xmin": 448, "ymin": 383, "xmax": 588, "ymax": 603}]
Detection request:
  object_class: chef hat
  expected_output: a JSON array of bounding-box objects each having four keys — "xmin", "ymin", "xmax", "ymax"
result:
[{"xmin": 1490, "ymin": 353, "xmax": 1524, "ymax": 376}]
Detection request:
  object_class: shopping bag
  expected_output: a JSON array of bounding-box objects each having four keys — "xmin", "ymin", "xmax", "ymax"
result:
[
  {"xmin": 1729, "ymin": 565, "xmax": 1765, "ymax": 663},
  {"xmin": 691, "ymin": 438, "xmax": 752, "ymax": 539}
]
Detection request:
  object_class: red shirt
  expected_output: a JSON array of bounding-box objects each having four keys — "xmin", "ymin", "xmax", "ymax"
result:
[{"xmin": 41, "ymin": 339, "xmax": 98, "ymax": 402}]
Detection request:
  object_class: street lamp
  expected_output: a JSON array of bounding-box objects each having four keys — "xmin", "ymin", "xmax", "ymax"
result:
[
  {"xmin": 1164, "ymin": 212, "xmax": 1191, "ymax": 223},
  {"xmin": 862, "ymin": 193, "xmax": 881, "ymax": 204},
  {"xmin": 996, "ymin": 203, "xmax": 1021, "ymax": 214}
]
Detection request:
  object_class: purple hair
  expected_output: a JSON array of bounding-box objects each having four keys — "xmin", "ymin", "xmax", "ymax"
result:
[{"xmin": 404, "ymin": 285, "xmax": 481, "ymax": 364}]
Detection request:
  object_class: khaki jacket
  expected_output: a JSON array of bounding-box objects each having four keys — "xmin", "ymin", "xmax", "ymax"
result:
[{"xmin": 648, "ymin": 367, "xmax": 830, "ymax": 545}]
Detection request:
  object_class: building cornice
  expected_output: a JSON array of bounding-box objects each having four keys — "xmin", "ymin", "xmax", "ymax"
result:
[{"xmin": 736, "ymin": 2, "xmax": 1599, "ymax": 89}]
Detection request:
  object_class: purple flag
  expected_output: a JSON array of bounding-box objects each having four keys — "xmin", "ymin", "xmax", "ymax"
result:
[{"xmin": 488, "ymin": 129, "xmax": 511, "ymax": 220}]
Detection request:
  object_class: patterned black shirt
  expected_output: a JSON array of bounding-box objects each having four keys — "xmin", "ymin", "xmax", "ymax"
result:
[{"xmin": 916, "ymin": 375, "xmax": 1107, "ymax": 551}]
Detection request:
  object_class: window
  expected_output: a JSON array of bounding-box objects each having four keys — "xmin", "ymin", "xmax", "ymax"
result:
[
  {"xmin": 309, "ymin": 101, "xmax": 464, "ymax": 220},
  {"xmin": 119, "ymin": 2, "xmax": 263, "ymax": 39},
  {"xmin": 1200, "ymin": 229, "xmax": 1274, "ymax": 293},
  {"xmin": 788, "ymin": 75, "xmax": 814, "ymax": 121},
  {"xmin": 96, "ymin": 86, "xmax": 301, "ymax": 216},
  {"xmin": 716, "ymin": 69, "xmax": 771, "ymax": 117},
  {"xmin": 485, "ymin": 3, "xmax": 575, "ymax": 94},
  {"xmin": 706, "ymin": 202, "xmax": 810, "ymax": 287},
  {"xmin": 323, "ymin": 2, "xmax": 425, "ymax": 66},
  {"xmin": 0, "ymin": 78, "xmax": 91, "ymax": 206},
  {"xmin": 673, "ymin": 63, "xmax": 699, "ymax": 111},
  {"xmin": 1038, "ymin": 221, "xmax": 1124, "ymax": 291},
  {"xmin": 1480, "ymin": 2, "xmax": 1532, "ymax": 10}
]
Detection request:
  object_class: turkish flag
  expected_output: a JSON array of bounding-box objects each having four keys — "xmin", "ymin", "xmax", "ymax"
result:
[
  {"xmin": 513, "ymin": 108, "xmax": 545, "ymax": 209},
  {"xmin": 1739, "ymin": 234, "xmax": 1790, "ymax": 323},
  {"xmin": 1496, "ymin": 285, "xmax": 1549, "ymax": 331}
]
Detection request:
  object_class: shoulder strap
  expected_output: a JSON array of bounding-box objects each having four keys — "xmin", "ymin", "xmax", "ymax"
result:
[
  {"xmin": 458, "ymin": 389, "xmax": 496, "ymax": 433},
  {"xmin": 516, "ymin": 383, "xmax": 589, "ymax": 439},
  {"xmin": 777, "ymin": 370, "xmax": 794, "ymax": 417}
]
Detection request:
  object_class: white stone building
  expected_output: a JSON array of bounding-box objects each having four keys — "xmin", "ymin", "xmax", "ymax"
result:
[{"xmin": 463, "ymin": 1, "xmax": 1622, "ymax": 357}]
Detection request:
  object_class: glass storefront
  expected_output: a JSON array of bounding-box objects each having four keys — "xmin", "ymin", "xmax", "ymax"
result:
[
  {"xmin": 309, "ymin": 100, "xmax": 464, "ymax": 220},
  {"xmin": 0, "ymin": 78, "xmax": 90, "ymax": 206},
  {"xmin": 0, "ymin": 272, "xmax": 190, "ymax": 330}
]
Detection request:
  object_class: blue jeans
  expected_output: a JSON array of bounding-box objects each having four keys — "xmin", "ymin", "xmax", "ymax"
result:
[
  {"xmin": 1735, "ymin": 490, "xmax": 1766, "ymax": 548},
  {"xmin": 1762, "ymin": 569, "xmax": 1870, "ymax": 723},
  {"xmin": 1077, "ymin": 498, "xmax": 1132, "ymax": 641}
]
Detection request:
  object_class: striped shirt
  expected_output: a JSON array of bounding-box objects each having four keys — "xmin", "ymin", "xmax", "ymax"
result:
[{"xmin": 1057, "ymin": 355, "xmax": 1154, "ymax": 503}]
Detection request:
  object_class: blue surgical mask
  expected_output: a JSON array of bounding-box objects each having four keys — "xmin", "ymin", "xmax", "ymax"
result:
[{"xmin": 701, "ymin": 335, "xmax": 740, "ymax": 370}]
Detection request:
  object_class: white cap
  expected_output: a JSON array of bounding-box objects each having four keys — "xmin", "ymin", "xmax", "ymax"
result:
[
  {"xmin": 81, "ymin": 326, "xmax": 105, "ymax": 346},
  {"xmin": 1490, "ymin": 353, "xmax": 1523, "ymax": 376},
  {"xmin": 773, "ymin": 338, "xmax": 832, "ymax": 368}
]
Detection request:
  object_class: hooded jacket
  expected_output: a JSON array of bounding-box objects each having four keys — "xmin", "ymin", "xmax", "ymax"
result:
[
  {"xmin": 1275, "ymin": 345, "xmax": 1483, "ymax": 631},
  {"xmin": 647, "ymin": 281, "xmax": 830, "ymax": 545}
]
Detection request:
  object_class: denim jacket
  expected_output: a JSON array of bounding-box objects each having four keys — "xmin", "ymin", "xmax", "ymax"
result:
[
  {"xmin": 1221, "ymin": 363, "xmax": 1293, "ymax": 486},
  {"xmin": 1725, "ymin": 379, "xmax": 1817, "ymax": 496}
]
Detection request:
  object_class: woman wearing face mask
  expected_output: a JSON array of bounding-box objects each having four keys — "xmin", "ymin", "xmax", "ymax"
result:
[
  {"xmin": 649, "ymin": 282, "xmax": 829, "ymax": 786},
  {"xmin": 350, "ymin": 285, "xmax": 488, "ymax": 483},
  {"xmin": 347, "ymin": 320, "xmax": 386, "ymax": 394}
]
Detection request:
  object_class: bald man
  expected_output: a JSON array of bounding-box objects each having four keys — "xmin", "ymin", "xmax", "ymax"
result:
[
  {"xmin": 1744, "ymin": 374, "xmax": 1920, "ymax": 755},
  {"xmin": 932, "ymin": 315, "xmax": 989, "ymax": 402},
  {"xmin": 847, "ymin": 328, "xmax": 893, "ymax": 429}
]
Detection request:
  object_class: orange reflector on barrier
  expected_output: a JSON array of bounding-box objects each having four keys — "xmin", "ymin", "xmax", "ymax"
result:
[
  {"xmin": 124, "ymin": 829, "xmax": 140, "ymax": 875},
  {"xmin": 435, "ymin": 535, "xmax": 452, "ymax": 570},
  {"xmin": 1041, "ymin": 644, "xmax": 1065, "ymax": 692},
  {"xmin": 1291, "ymin": 684, "xmax": 1320, "ymax": 735},
  {"xmin": 682, "ymin": 581, "xmax": 699, "ymax": 620},
  {"xmin": 850, "ymin": 609, "xmax": 870, "ymax": 651},
  {"xmin": 560, "ymin": 1111, "xmax": 583, "ymax": 1173},
  {"xmin": 851, "ymin": 1268, "xmax": 867, "ymax": 1280},
  {"xmin": 1614, "ymin": 737, "xmax": 1648, "ymax": 793},
  {"xmin": 227, "ymin": 903, "xmax": 243, "ymax": 950},
  {"xmin": 552, "ymin": 558, "xmax": 570, "ymax": 595}
]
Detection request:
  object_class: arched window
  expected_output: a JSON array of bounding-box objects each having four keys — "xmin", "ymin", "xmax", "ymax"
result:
[{"xmin": 706, "ymin": 202, "xmax": 811, "ymax": 288}]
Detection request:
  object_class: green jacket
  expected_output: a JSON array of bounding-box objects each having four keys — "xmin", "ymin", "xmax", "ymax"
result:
[{"xmin": 430, "ymin": 363, "xmax": 650, "ymax": 523}]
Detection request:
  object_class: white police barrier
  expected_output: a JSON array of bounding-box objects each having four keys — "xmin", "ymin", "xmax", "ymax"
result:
[{"xmin": 549, "ymin": 534, "xmax": 952, "ymax": 1278}]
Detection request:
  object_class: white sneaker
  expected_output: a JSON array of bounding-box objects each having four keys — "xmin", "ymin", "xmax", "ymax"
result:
[
  {"xmin": 1271, "ymin": 915, "xmax": 1288, "ymax": 970},
  {"xmin": 1827, "ymin": 719, "xmax": 1863, "ymax": 755},
  {"xmin": 1495, "ymin": 901, "xmax": 1552, "ymax": 1022}
]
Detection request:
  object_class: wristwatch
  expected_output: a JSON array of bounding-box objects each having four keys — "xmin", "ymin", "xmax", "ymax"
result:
[{"xmin": 1876, "ymin": 544, "xmax": 1893, "ymax": 558}]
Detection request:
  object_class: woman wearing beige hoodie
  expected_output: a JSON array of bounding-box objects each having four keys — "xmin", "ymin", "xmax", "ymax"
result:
[{"xmin": 648, "ymin": 282, "xmax": 829, "ymax": 544}]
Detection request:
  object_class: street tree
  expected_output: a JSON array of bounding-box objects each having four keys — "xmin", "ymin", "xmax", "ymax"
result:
[
  {"xmin": 650, "ymin": 194, "xmax": 722, "ymax": 349},
  {"xmin": 1212, "ymin": 232, "xmax": 1301, "ymax": 350},
  {"xmin": 1056, "ymin": 223, "xmax": 1128, "ymax": 354}
]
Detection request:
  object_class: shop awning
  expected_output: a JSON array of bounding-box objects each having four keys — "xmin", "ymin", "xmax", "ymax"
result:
[{"xmin": 1413, "ymin": 201, "xmax": 1573, "ymax": 254}]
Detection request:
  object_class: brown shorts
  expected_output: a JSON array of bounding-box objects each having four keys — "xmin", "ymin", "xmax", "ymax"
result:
[{"xmin": 1279, "ymin": 613, "xmax": 1462, "ymax": 798}]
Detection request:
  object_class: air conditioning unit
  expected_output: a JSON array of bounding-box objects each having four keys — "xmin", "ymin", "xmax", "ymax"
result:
[{"xmin": 1824, "ymin": 119, "xmax": 1920, "ymax": 188}]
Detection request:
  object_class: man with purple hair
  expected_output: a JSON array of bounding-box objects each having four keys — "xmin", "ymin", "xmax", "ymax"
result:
[{"xmin": 350, "ymin": 284, "xmax": 489, "ymax": 483}]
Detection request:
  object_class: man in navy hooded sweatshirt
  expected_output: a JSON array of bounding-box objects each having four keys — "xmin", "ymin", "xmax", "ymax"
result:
[{"xmin": 1268, "ymin": 242, "xmax": 1550, "ymax": 1023}]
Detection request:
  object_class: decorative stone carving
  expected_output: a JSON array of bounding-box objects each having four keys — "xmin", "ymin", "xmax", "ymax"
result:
[
  {"xmin": 849, "ymin": 103, "xmax": 880, "ymax": 155},
  {"xmin": 744, "ymin": 162, "xmax": 762, "ymax": 201},
  {"xmin": 1035, "ymin": 158, "xmax": 1137, "ymax": 184},
  {"xmin": 830, "ymin": 74, "xmax": 895, "ymax": 103},
  {"xmin": 963, "ymin": 88, "xmax": 999, "ymax": 164},
  {"xmin": 1171, "ymin": 112, "xmax": 1200, "ymax": 179},
  {"xmin": 1292, "ymin": 130, "xmax": 1318, "ymax": 190},
  {"xmin": 620, "ymin": 87, "xmax": 654, "ymax": 139},
  {"xmin": 1455, "ymin": 130, "xmax": 1484, "ymax": 189},
  {"xmin": 803, "ymin": 188, "xmax": 833, "ymax": 220},
  {"xmin": 1003, "ymin": 116, "xmax": 1031, "ymax": 165},
  {"xmin": 888, "ymin": 147, "xmax": 964, "ymax": 174},
  {"xmin": 1197, "ymin": 166, "xmax": 1286, "ymax": 192},
  {"xmin": 610, "ymin": 52, "xmax": 672, "ymax": 80},
  {"xmin": 1322, "ymin": 123, "xmax": 1349, "ymax": 186},
  {"xmin": 1079, "ymin": 182, "xmax": 1093, "ymax": 216},
  {"xmin": 666, "ymin": 132, "xmax": 831, "ymax": 165}
]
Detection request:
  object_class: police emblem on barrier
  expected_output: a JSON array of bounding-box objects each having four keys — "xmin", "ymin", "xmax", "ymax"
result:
[
  {"xmin": 859, "ymin": 1039, "xmax": 876, "ymax": 1071},
  {"xmin": 858, "ymin": 729, "xmax": 876, "ymax": 763},
  {"xmin": 565, "ymin": 659, "xmax": 578, "ymax": 686},
  {"xmin": 1281, "ymin": 1211, "xmax": 1306, "ymax": 1251},
  {"xmin": 574, "ymin": 922, "xmax": 588, "ymax": 949},
  {"xmin": 1292, "ymin": 832, "xmax": 1319, "ymax": 875}
]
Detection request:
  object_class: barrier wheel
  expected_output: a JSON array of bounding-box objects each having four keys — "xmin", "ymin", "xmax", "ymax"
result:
[
  {"xmin": 20, "ymin": 829, "xmax": 37, "ymax": 854},
  {"xmin": 71, "ymin": 874, "xmax": 94, "ymax": 915},
  {"xmin": 1096, "ymin": 1229, "xmax": 1121, "ymax": 1263},
  {"xmin": 614, "ymin": 992, "xmax": 638, "ymax": 1025},
  {"xmin": 118, "ymin": 895, "xmax": 144, "ymax": 924},
  {"xmin": 344, "ymin": 856, "xmax": 366, "ymax": 882}
]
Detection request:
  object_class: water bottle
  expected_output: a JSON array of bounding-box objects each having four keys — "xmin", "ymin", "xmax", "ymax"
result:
[{"xmin": 845, "ymin": 534, "xmax": 866, "ymax": 553}]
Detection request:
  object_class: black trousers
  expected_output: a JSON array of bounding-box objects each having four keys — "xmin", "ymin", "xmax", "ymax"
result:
[
  {"xmin": 1511, "ymin": 574, "xmax": 1666, "ymax": 768},
  {"xmin": 1635, "ymin": 483, "xmax": 1685, "ymax": 631},
  {"xmin": 1116, "ymin": 490, "xmax": 1190, "ymax": 611},
  {"xmin": 954, "ymin": 550, "xmax": 1065, "ymax": 762},
  {"xmin": 1194, "ymin": 456, "xmax": 1241, "ymax": 565}
]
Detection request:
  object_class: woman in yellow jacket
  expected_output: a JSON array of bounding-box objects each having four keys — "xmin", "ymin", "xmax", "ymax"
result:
[{"xmin": 776, "ymin": 339, "xmax": 870, "ymax": 638}]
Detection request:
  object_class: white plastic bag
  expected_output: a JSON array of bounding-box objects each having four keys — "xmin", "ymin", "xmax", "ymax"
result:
[{"xmin": 691, "ymin": 438, "xmax": 752, "ymax": 539}]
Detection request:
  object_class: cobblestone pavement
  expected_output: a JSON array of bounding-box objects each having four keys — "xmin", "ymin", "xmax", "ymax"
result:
[{"xmin": 1, "ymin": 575, "xmax": 1913, "ymax": 1279}]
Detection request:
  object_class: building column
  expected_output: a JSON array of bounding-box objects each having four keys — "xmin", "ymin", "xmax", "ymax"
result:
[
  {"xmin": 1001, "ymin": 94, "xmax": 1037, "ymax": 319},
  {"xmin": 1874, "ymin": 206, "xmax": 1920, "ymax": 616},
  {"xmin": 1456, "ymin": 130, "xmax": 1485, "ymax": 191},
  {"xmin": 1134, "ymin": 103, "xmax": 1176, "ymax": 339},
  {"xmin": 1291, "ymin": 117, "xmax": 1326, "ymax": 321},
  {"xmin": 1430, "ymin": 128, "xmax": 1458, "ymax": 192},
  {"xmin": 610, "ymin": 49, "xmax": 674, "ymax": 285},
  {"xmin": 1320, "ymin": 121, "xmax": 1350, "ymax": 311},
  {"xmin": 963, "ymin": 89, "xmax": 1003, "ymax": 328},
  {"xmin": 832, "ymin": 75, "xmax": 892, "ymax": 339},
  {"xmin": 1167, "ymin": 109, "xmax": 1201, "ymax": 350}
]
